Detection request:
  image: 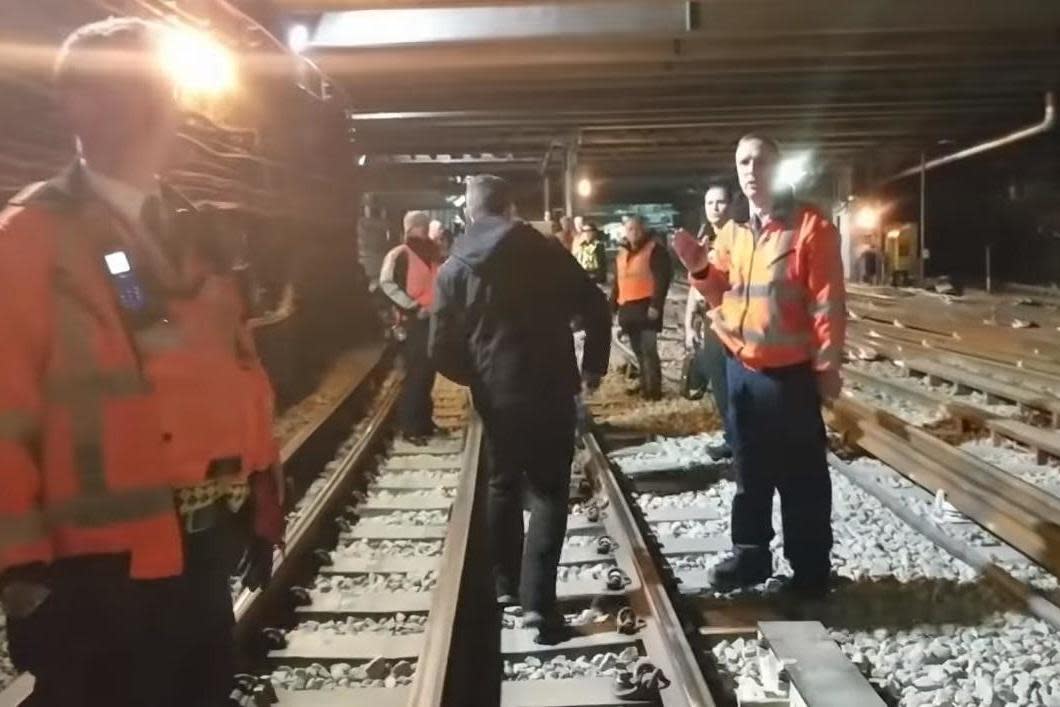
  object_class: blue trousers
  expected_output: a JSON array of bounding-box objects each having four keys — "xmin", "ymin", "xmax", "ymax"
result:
[{"xmin": 725, "ymin": 356, "xmax": 832, "ymax": 580}]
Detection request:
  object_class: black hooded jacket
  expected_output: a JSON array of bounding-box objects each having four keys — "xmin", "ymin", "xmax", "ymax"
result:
[{"xmin": 429, "ymin": 216, "xmax": 611, "ymax": 410}]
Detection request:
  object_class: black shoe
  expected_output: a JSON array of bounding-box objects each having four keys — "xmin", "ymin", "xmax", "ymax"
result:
[
  {"xmin": 707, "ymin": 550, "xmax": 772, "ymax": 591},
  {"xmin": 523, "ymin": 610, "xmax": 572, "ymax": 645},
  {"xmin": 705, "ymin": 441, "xmax": 732, "ymax": 460}
]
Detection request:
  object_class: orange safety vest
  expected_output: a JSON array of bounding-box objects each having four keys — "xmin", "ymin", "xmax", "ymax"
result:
[
  {"xmin": 616, "ymin": 239, "xmax": 657, "ymax": 305},
  {"xmin": 694, "ymin": 205, "xmax": 846, "ymax": 372},
  {"xmin": 398, "ymin": 243, "xmax": 439, "ymax": 309},
  {"xmin": 0, "ymin": 168, "xmax": 276, "ymax": 578}
]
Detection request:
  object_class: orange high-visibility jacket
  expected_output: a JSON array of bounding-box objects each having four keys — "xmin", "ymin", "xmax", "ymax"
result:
[
  {"xmin": 692, "ymin": 203, "xmax": 846, "ymax": 372},
  {"xmin": 379, "ymin": 242, "xmax": 439, "ymax": 312},
  {"xmin": 0, "ymin": 166, "xmax": 277, "ymax": 578},
  {"xmin": 616, "ymin": 239, "xmax": 658, "ymax": 305}
]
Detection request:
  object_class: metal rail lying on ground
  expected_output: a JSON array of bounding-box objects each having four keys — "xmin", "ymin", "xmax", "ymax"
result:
[{"xmin": 825, "ymin": 395, "xmax": 1060, "ymax": 579}]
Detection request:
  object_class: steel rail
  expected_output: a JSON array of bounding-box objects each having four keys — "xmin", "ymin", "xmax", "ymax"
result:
[
  {"xmin": 581, "ymin": 427, "xmax": 718, "ymax": 706},
  {"xmin": 825, "ymin": 396, "xmax": 1060, "ymax": 578},
  {"xmin": 406, "ymin": 413, "xmax": 484, "ymax": 707},
  {"xmin": 233, "ymin": 370, "xmax": 404, "ymax": 634}
]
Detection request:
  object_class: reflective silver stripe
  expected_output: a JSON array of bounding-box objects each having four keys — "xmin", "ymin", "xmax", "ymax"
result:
[
  {"xmin": 809, "ymin": 299, "xmax": 844, "ymax": 318},
  {"xmin": 814, "ymin": 343, "xmax": 844, "ymax": 368},
  {"xmin": 45, "ymin": 486, "xmax": 175, "ymax": 528},
  {"xmin": 0, "ymin": 410, "xmax": 38, "ymax": 443},
  {"xmin": 0, "ymin": 510, "xmax": 49, "ymax": 553},
  {"xmin": 133, "ymin": 321, "xmax": 184, "ymax": 355},
  {"xmin": 717, "ymin": 319, "xmax": 812, "ymax": 348},
  {"xmin": 729, "ymin": 282, "xmax": 806, "ymax": 302},
  {"xmin": 53, "ymin": 225, "xmax": 148, "ymax": 496},
  {"xmin": 44, "ymin": 369, "xmax": 151, "ymax": 403}
]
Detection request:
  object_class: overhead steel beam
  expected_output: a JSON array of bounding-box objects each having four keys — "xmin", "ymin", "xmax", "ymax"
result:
[
  {"xmin": 286, "ymin": 0, "xmax": 1060, "ymax": 37},
  {"xmin": 311, "ymin": 1, "xmax": 687, "ymax": 48}
]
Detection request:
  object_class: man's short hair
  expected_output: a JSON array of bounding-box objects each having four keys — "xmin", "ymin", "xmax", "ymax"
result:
[
  {"xmin": 704, "ymin": 180, "xmax": 733, "ymax": 200},
  {"xmin": 736, "ymin": 133, "xmax": 781, "ymax": 158},
  {"xmin": 465, "ymin": 175, "xmax": 512, "ymax": 221},
  {"xmin": 54, "ymin": 17, "xmax": 165, "ymax": 90}
]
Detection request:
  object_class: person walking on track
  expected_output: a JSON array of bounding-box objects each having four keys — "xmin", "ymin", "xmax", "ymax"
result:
[
  {"xmin": 672, "ymin": 134, "xmax": 846, "ymax": 600},
  {"xmin": 430, "ymin": 175, "xmax": 611, "ymax": 640},
  {"xmin": 611, "ymin": 214, "xmax": 672, "ymax": 401},
  {"xmin": 0, "ymin": 18, "xmax": 283, "ymax": 706},
  {"xmin": 380, "ymin": 211, "xmax": 442, "ymax": 443}
]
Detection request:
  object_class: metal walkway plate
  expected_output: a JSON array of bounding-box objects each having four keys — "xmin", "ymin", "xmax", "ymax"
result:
[
  {"xmin": 299, "ymin": 591, "xmax": 434, "ymax": 615},
  {"xmin": 657, "ymin": 535, "xmax": 730, "ymax": 555},
  {"xmin": 324, "ymin": 555, "xmax": 440, "ymax": 575},
  {"xmin": 642, "ymin": 505, "xmax": 722, "ymax": 523},
  {"xmin": 275, "ymin": 686, "xmax": 411, "ymax": 707},
  {"xmin": 501, "ymin": 627, "xmax": 635, "ymax": 655},
  {"xmin": 382, "ymin": 454, "xmax": 464, "ymax": 471},
  {"xmin": 759, "ymin": 621, "xmax": 886, "ymax": 707},
  {"xmin": 270, "ymin": 632, "xmax": 424, "ymax": 662},
  {"xmin": 501, "ymin": 677, "xmax": 652, "ymax": 706},
  {"xmin": 345, "ymin": 524, "xmax": 449, "ymax": 540},
  {"xmin": 372, "ymin": 474, "xmax": 460, "ymax": 490},
  {"xmin": 359, "ymin": 495, "xmax": 453, "ymax": 512}
]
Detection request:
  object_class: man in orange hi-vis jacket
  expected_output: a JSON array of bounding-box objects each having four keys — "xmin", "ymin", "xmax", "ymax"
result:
[
  {"xmin": 0, "ymin": 18, "xmax": 283, "ymax": 706},
  {"xmin": 673, "ymin": 134, "xmax": 846, "ymax": 600}
]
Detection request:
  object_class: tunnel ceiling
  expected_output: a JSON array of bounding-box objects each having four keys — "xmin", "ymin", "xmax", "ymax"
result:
[{"xmin": 264, "ymin": 0, "xmax": 1060, "ymax": 195}]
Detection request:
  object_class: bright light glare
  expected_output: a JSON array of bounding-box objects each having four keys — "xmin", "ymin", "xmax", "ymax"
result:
[
  {"xmin": 854, "ymin": 205, "xmax": 882, "ymax": 231},
  {"xmin": 577, "ymin": 177, "xmax": 592, "ymax": 198},
  {"xmin": 159, "ymin": 26, "xmax": 236, "ymax": 97},
  {"xmin": 288, "ymin": 25, "xmax": 311, "ymax": 54},
  {"xmin": 776, "ymin": 153, "xmax": 810, "ymax": 188}
]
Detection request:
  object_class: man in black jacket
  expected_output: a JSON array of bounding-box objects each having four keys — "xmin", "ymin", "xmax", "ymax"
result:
[
  {"xmin": 611, "ymin": 215, "xmax": 672, "ymax": 400},
  {"xmin": 430, "ymin": 175, "xmax": 610, "ymax": 637}
]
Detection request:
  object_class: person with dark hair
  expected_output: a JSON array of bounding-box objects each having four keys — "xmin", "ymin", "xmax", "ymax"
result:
[
  {"xmin": 611, "ymin": 215, "xmax": 672, "ymax": 400},
  {"xmin": 0, "ymin": 18, "xmax": 283, "ymax": 705},
  {"xmin": 672, "ymin": 134, "xmax": 846, "ymax": 600},
  {"xmin": 430, "ymin": 175, "xmax": 611, "ymax": 640},
  {"xmin": 683, "ymin": 182, "xmax": 735, "ymax": 459},
  {"xmin": 380, "ymin": 211, "xmax": 441, "ymax": 443}
]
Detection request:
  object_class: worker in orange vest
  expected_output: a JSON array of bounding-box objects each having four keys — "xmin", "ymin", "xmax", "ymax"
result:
[
  {"xmin": 0, "ymin": 18, "xmax": 283, "ymax": 706},
  {"xmin": 673, "ymin": 134, "xmax": 846, "ymax": 600},
  {"xmin": 380, "ymin": 211, "xmax": 441, "ymax": 442},
  {"xmin": 611, "ymin": 215, "xmax": 672, "ymax": 400}
]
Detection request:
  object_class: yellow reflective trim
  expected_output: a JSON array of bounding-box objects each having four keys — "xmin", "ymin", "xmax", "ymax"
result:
[
  {"xmin": 0, "ymin": 410, "xmax": 38, "ymax": 443},
  {"xmin": 0, "ymin": 510, "xmax": 49, "ymax": 553},
  {"xmin": 809, "ymin": 299, "xmax": 844, "ymax": 317},
  {"xmin": 46, "ymin": 486, "xmax": 175, "ymax": 528}
]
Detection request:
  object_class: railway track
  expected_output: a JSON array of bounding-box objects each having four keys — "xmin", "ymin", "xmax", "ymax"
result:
[
  {"xmin": 244, "ymin": 373, "xmax": 728, "ymax": 706},
  {"xmin": 609, "ymin": 287, "xmax": 1060, "ymax": 705}
]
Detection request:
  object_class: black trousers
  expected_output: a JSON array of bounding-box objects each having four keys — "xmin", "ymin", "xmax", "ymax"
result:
[
  {"xmin": 10, "ymin": 512, "xmax": 244, "ymax": 707},
  {"xmin": 399, "ymin": 318, "xmax": 436, "ymax": 437},
  {"xmin": 726, "ymin": 356, "xmax": 833, "ymax": 581},
  {"xmin": 482, "ymin": 399, "xmax": 575, "ymax": 614},
  {"xmin": 623, "ymin": 325, "xmax": 662, "ymax": 399}
]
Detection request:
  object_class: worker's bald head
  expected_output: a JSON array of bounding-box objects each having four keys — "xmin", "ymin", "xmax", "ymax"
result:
[{"xmin": 465, "ymin": 175, "xmax": 513, "ymax": 223}]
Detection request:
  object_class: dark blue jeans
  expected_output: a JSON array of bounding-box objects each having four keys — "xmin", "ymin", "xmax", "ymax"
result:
[
  {"xmin": 726, "ymin": 356, "xmax": 832, "ymax": 581},
  {"xmin": 699, "ymin": 328, "xmax": 729, "ymax": 437}
]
